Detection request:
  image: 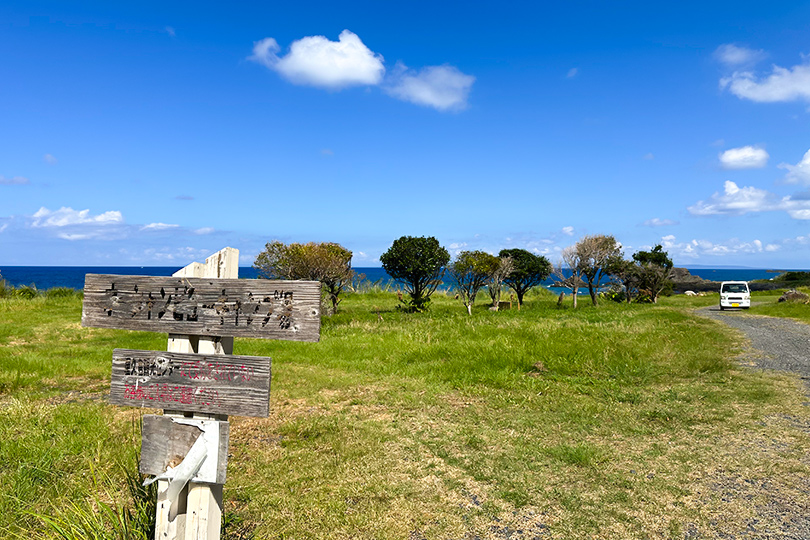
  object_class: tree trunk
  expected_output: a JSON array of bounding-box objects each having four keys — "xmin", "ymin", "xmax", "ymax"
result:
[
  {"xmin": 588, "ymin": 284, "xmax": 598, "ymax": 306},
  {"xmin": 572, "ymin": 285, "xmax": 578, "ymax": 309},
  {"xmin": 489, "ymin": 284, "xmax": 500, "ymax": 309}
]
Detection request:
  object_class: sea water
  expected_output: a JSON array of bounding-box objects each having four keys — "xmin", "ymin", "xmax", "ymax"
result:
[{"xmin": 0, "ymin": 265, "xmax": 791, "ymax": 293}]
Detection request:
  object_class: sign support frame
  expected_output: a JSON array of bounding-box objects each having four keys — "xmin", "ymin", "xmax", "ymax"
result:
[{"xmin": 157, "ymin": 247, "xmax": 237, "ymax": 540}]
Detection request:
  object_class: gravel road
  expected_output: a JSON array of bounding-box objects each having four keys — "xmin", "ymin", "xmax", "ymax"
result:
[
  {"xmin": 699, "ymin": 306, "xmax": 810, "ymax": 390},
  {"xmin": 696, "ymin": 306, "xmax": 810, "ymax": 540}
]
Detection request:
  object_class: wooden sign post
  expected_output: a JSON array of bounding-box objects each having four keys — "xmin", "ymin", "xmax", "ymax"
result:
[{"xmin": 82, "ymin": 247, "xmax": 320, "ymax": 540}]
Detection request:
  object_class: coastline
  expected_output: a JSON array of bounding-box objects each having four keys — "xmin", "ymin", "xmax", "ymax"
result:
[{"xmin": 0, "ymin": 265, "xmax": 800, "ymax": 293}]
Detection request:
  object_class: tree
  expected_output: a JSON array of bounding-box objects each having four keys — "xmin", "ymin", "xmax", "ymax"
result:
[
  {"xmin": 498, "ymin": 248, "xmax": 552, "ymax": 307},
  {"xmin": 487, "ymin": 256, "xmax": 514, "ymax": 309},
  {"xmin": 254, "ymin": 240, "xmax": 354, "ymax": 314},
  {"xmin": 632, "ymin": 244, "xmax": 673, "ymax": 303},
  {"xmin": 552, "ymin": 245, "xmax": 585, "ymax": 308},
  {"xmin": 380, "ymin": 236, "xmax": 450, "ymax": 312},
  {"xmin": 574, "ymin": 234, "xmax": 622, "ymax": 306},
  {"xmin": 605, "ymin": 256, "xmax": 640, "ymax": 303},
  {"xmin": 448, "ymin": 250, "xmax": 500, "ymax": 315}
]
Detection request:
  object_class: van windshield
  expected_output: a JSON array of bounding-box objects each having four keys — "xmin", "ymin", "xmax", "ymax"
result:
[{"xmin": 722, "ymin": 284, "xmax": 748, "ymax": 293}]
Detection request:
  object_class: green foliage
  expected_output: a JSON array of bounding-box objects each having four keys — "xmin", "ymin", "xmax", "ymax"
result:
[
  {"xmin": 380, "ymin": 236, "xmax": 450, "ymax": 312},
  {"xmin": 34, "ymin": 454, "xmax": 156, "ymax": 540},
  {"xmin": 45, "ymin": 287, "xmax": 83, "ymax": 300},
  {"xmin": 448, "ymin": 250, "xmax": 500, "ymax": 314},
  {"xmin": 0, "ymin": 275, "xmax": 81, "ymax": 301},
  {"xmin": 632, "ymin": 244, "xmax": 674, "ymax": 303},
  {"xmin": 632, "ymin": 244, "xmax": 673, "ymax": 268},
  {"xmin": 604, "ymin": 245, "xmax": 674, "ymax": 304},
  {"xmin": 254, "ymin": 240, "xmax": 353, "ymax": 314},
  {"xmin": 774, "ymin": 271, "xmax": 810, "ymax": 284},
  {"xmin": 498, "ymin": 248, "xmax": 551, "ymax": 306},
  {"xmin": 14, "ymin": 286, "xmax": 38, "ymax": 300}
]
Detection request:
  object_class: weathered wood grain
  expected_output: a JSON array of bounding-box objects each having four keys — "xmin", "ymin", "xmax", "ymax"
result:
[
  {"xmin": 111, "ymin": 349, "xmax": 271, "ymax": 417},
  {"xmin": 140, "ymin": 415, "xmax": 229, "ymax": 484},
  {"xmin": 82, "ymin": 274, "xmax": 320, "ymax": 342}
]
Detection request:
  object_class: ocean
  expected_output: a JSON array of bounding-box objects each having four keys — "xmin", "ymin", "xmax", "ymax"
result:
[{"xmin": 0, "ymin": 265, "xmax": 792, "ymax": 293}]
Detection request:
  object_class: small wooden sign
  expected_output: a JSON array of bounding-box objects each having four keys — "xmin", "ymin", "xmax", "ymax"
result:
[
  {"xmin": 110, "ymin": 349, "xmax": 271, "ymax": 417},
  {"xmin": 140, "ymin": 415, "xmax": 229, "ymax": 484},
  {"xmin": 82, "ymin": 274, "xmax": 321, "ymax": 342}
]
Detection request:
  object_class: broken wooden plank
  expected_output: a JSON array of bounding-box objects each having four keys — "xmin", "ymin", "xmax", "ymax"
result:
[
  {"xmin": 111, "ymin": 349, "xmax": 271, "ymax": 417},
  {"xmin": 140, "ymin": 415, "xmax": 229, "ymax": 484},
  {"xmin": 82, "ymin": 274, "xmax": 320, "ymax": 342}
]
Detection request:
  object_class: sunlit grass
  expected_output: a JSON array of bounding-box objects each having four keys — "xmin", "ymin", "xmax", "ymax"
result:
[{"xmin": 1, "ymin": 289, "xmax": 809, "ymax": 538}]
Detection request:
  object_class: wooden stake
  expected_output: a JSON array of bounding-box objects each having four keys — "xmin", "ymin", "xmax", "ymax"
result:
[{"xmin": 155, "ymin": 247, "xmax": 238, "ymax": 540}]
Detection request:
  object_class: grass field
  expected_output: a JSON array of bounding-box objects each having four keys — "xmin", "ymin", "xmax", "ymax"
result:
[{"xmin": 1, "ymin": 288, "xmax": 809, "ymax": 539}]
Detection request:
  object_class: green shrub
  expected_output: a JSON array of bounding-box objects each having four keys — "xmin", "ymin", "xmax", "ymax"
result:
[
  {"xmin": 45, "ymin": 287, "xmax": 81, "ymax": 300},
  {"xmin": 14, "ymin": 286, "xmax": 38, "ymax": 300}
]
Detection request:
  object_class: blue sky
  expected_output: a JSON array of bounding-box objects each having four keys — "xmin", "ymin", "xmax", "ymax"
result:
[{"xmin": 3, "ymin": 2, "xmax": 810, "ymax": 268}]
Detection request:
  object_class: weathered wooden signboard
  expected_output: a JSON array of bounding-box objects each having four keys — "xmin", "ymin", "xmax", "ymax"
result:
[
  {"xmin": 111, "ymin": 348, "xmax": 271, "ymax": 417},
  {"xmin": 82, "ymin": 274, "xmax": 321, "ymax": 341},
  {"xmin": 81, "ymin": 248, "xmax": 322, "ymax": 540}
]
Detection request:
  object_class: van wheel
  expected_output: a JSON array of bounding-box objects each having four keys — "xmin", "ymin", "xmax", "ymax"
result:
[
  {"xmin": 743, "ymin": 306, "xmax": 749, "ymax": 310},
  {"xmin": 719, "ymin": 306, "xmax": 725, "ymax": 311}
]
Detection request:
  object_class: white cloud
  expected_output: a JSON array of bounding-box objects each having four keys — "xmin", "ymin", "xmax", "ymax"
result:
[
  {"xmin": 779, "ymin": 149, "xmax": 810, "ymax": 185},
  {"xmin": 721, "ymin": 60, "xmax": 810, "ymax": 103},
  {"xmin": 385, "ymin": 63, "xmax": 475, "ymax": 111},
  {"xmin": 566, "ymin": 67, "xmax": 578, "ymax": 78},
  {"xmin": 642, "ymin": 153, "xmax": 654, "ymax": 160},
  {"xmin": 0, "ymin": 224, "xmax": 7, "ymax": 233},
  {"xmin": 688, "ymin": 181, "xmax": 776, "ymax": 216},
  {"xmin": 561, "ymin": 226, "xmax": 574, "ymax": 236},
  {"xmin": 43, "ymin": 154, "xmax": 57, "ymax": 164},
  {"xmin": 248, "ymin": 30, "xmax": 475, "ymax": 112},
  {"xmin": 165, "ymin": 26, "xmax": 176, "ymax": 38},
  {"xmin": 31, "ymin": 207, "xmax": 123, "ymax": 227},
  {"xmin": 0, "ymin": 175, "xmax": 29, "ymax": 185},
  {"xmin": 448, "ymin": 242, "xmax": 468, "ymax": 251},
  {"xmin": 194, "ymin": 227, "xmax": 214, "ymax": 235},
  {"xmin": 249, "ymin": 30, "xmax": 385, "ymax": 89},
  {"xmin": 643, "ymin": 218, "xmax": 679, "ymax": 227},
  {"xmin": 688, "ymin": 181, "xmax": 810, "ymax": 219},
  {"xmin": 142, "ymin": 247, "xmax": 212, "ymax": 263},
  {"xmin": 719, "ymin": 146, "xmax": 769, "ymax": 169},
  {"xmin": 141, "ymin": 222, "xmax": 179, "ymax": 231},
  {"xmin": 714, "ymin": 44, "xmax": 766, "ymax": 67},
  {"xmin": 661, "ymin": 234, "xmax": 772, "ymax": 259},
  {"xmin": 58, "ymin": 233, "xmax": 91, "ymax": 241}
]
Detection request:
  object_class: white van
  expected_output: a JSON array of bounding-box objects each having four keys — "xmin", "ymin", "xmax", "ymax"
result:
[{"xmin": 719, "ymin": 281, "xmax": 750, "ymax": 310}]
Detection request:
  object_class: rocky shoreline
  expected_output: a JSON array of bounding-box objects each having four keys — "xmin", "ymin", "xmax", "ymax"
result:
[{"xmin": 671, "ymin": 267, "xmax": 780, "ymax": 293}]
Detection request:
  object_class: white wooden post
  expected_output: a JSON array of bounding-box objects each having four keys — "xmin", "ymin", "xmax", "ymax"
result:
[{"xmin": 156, "ymin": 247, "xmax": 239, "ymax": 540}]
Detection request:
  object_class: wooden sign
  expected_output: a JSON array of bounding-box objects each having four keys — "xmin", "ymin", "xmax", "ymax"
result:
[
  {"xmin": 82, "ymin": 274, "xmax": 320, "ymax": 342},
  {"xmin": 110, "ymin": 348, "xmax": 271, "ymax": 417},
  {"xmin": 140, "ymin": 415, "xmax": 229, "ymax": 484}
]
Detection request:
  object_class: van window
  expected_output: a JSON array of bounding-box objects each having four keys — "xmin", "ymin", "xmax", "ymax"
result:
[{"xmin": 721, "ymin": 283, "xmax": 747, "ymax": 293}]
